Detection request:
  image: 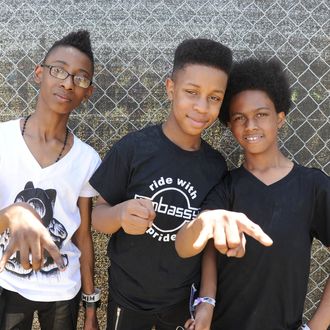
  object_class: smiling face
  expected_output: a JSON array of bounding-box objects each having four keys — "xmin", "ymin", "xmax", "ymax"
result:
[
  {"xmin": 164, "ymin": 64, "xmax": 228, "ymax": 148},
  {"xmin": 34, "ymin": 45, "xmax": 93, "ymax": 116},
  {"xmin": 228, "ymin": 90, "xmax": 285, "ymax": 156}
]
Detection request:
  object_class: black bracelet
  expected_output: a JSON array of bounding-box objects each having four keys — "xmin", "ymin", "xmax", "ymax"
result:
[{"xmin": 82, "ymin": 300, "xmax": 101, "ymax": 309}]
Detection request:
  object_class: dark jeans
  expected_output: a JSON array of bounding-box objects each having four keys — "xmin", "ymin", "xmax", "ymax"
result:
[
  {"xmin": 107, "ymin": 296, "xmax": 190, "ymax": 330},
  {"xmin": 0, "ymin": 287, "xmax": 80, "ymax": 330}
]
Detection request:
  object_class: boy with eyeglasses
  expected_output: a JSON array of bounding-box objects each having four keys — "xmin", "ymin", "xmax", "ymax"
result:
[
  {"xmin": 90, "ymin": 38, "xmax": 272, "ymax": 330},
  {"xmin": 0, "ymin": 30, "xmax": 100, "ymax": 330}
]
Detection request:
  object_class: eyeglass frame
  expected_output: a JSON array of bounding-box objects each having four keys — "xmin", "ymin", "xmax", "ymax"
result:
[{"xmin": 40, "ymin": 64, "xmax": 93, "ymax": 88}]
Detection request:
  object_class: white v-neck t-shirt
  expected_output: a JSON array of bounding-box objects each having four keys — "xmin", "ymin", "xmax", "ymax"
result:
[{"xmin": 0, "ymin": 119, "xmax": 101, "ymax": 301}]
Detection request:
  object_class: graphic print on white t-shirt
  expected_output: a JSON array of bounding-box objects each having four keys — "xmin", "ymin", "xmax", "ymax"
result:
[
  {"xmin": 135, "ymin": 176, "xmax": 200, "ymax": 243},
  {"xmin": 0, "ymin": 181, "xmax": 69, "ymax": 277}
]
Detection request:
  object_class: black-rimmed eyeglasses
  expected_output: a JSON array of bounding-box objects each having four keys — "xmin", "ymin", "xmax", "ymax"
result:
[{"xmin": 41, "ymin": 64, "xmax": 92, "ymax": 89}]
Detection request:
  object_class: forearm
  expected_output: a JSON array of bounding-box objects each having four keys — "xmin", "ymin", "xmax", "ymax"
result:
[
  {"xmin": 192, "ymin": 241, "xmax": 217, "ymax": 330},
  {"xmin": 0, "ymin": 206, "xmax": 11, "ymax": 233},
  {"xmin": 76, "ymin": 233, "xmax": 98, "ymax": 328},
  {"xmin": 308, "ymin": 276, "xmax": 330, "ymax": 329},
  {"xmin": 91, "ymin": 201, "xmax": 122, "ymax": 234},
  {"xmin": 76, "ymin": 197, "xmax": 97, "ymax": 294},
  {"xmin": 199, "ymin": 240, "xmax": 217, "ymax": 297},
  {"xmin": 175, "ymin": 212, "xmax": 212, "ymax": 258},
  {"xmin": 76, "ymin": 197, "xmax": 99, "ymax": 329},
  {"xmin": 92, "ymin": 197, "xmax": 155, "ymax": 236},
  {"xmin": 76, "ymin": 232, "xmax": 95, "ymax": 294}
]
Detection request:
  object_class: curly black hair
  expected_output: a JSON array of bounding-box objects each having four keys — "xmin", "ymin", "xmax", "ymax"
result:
[
  {"xmin": 172, "ymin": 38, "xmax": 232, "ymax": 77},
  {"xmin": 219, "ymin": 58, "xmax": 292, "ymax": 125},
  {"xmin": 44, "ymin": 30, "xmax": 94, "ymax": 71}
]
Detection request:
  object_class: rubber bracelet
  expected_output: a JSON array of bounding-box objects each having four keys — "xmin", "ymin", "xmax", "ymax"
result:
[
  {"xmin": 193, "ymin": 297, "xmax": 216, "ymax": 308},
  {"xmin": 82, "ymin": 288, "xmax": 101, "ymax": 303}
]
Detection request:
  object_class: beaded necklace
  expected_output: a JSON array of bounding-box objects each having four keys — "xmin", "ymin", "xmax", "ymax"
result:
[{"xmin": 21, "ymin": 114, "xmax": 69, "ymax": 163}]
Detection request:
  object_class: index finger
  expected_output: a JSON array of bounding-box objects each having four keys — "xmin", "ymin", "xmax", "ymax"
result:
[
  {"xmin": 237, "ymin": 215, "xmax": 273, "ymax": 246},
  {"xmin": 136, "ymin": 199, "xmax": 156, "ymax": 220},
  {"xmin": 41, "ymin": 238, "xmax": 66, "ymax": 271},
  {"xmin": 0, "ymin": 240, "xmax": 16, "ymax": 272}
]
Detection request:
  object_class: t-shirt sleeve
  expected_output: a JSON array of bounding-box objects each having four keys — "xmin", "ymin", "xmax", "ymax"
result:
[
  {"xmin": 89, "ymin": 138, "xmax": 131, "ymax": 205},
  {"xmin": 310, "ymin": 170, "xmax": 330, "ymax": 247},
  {"xmin": 202, "ymin": 173, "xmax": 232, "ymax": 211},
  {"xmin": 79, "ymin": 149, "xmax": 102, "ymax": 198}
]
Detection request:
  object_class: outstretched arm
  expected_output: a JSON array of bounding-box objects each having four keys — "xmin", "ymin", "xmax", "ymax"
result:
[
  {"xmin": 0, "ymin": 202, "xmax": 64, "ymax": 271},
  {"xmin": 92, "ymin": 196, "xmax": 156, "ymax": 235},
  {"xmin": 176, "ymin": 209, "xmax": 273, "ymax": 258}
]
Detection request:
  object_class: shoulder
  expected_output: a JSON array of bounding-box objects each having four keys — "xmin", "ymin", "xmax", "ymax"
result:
[
  {"xmin": 294, "ymin": 163, "xmax": 329, "ymax": 182},
  {"xmin": 112, "ymin": 124, "xmax": 161, "ymax": 151},
  {"xmin": 295, "ymin": 164, "xmax": 330, "ymax": 192},
  {"xmin": 0, "ymin": 118, "xmax": 20, "ymax": 132},
  {"xmin": 72, "ymin": 135, "xmax": 101, "ymax": 163},
  {"xmin": 122, "ymin": 125, "xmax": 160, "ymax": 142},
  {"xmin": 201, "ymin": 139, "xmax": 226, "ymax": 165},
  {"xmin": 0, "ymin": 119, "xmax": 21, "ymax": 144}
]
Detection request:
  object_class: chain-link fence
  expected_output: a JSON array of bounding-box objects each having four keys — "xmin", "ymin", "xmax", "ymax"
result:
[{"xmin": 0, "ymin": 0, "xmax": 329, "ymax": 328}]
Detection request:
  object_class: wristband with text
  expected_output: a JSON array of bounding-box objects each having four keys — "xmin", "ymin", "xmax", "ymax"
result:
[{"xmin": 82, "ymin": 288, "xmax": 101, "ymax": 308}]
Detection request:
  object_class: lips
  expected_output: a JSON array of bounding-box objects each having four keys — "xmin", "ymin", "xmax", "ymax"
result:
[
  {"xmin": 54, "ymin": 92, "xmax": 72, "ymax": 102},
  {"xmin": 187, "ymin": 116, "xmax": 208, "ymax": 128},
  {"xmin": 244, "ymin": 134, "xmax": 263, "ymax": 142}
]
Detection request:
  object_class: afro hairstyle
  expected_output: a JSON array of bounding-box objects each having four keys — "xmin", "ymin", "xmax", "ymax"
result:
[
  {"xmin": 219, "ymin": 57, "xmax": 292, "ymax": 125},
  {"xmin": 43, "ymin": 30, "xmax": 94, "ymax": 71},
  {"xmin": 172, "ymin": 38, "xmax": 232, "ymax": 78}
]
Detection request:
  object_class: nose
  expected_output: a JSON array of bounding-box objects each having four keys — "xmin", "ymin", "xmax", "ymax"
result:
[
  {"xmin": 193, "ymin": 97, "xmax": 208, "ymax": 113},
  {"xmin": 245, "ymin": 117, "xmax": 258, "ymax": 130},
  {"xmin": 60, "ymin": 74, "xmax": 74, "ymax": 90}
]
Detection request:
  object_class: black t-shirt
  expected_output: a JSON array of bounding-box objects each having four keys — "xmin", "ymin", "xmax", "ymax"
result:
[
  {"xmin": 90, "ymin": 125, "xmax": 227, "ymax": 312},
  {"xmin": 203, "ymin": 163, "xmax": 330, "ymax": 330}
]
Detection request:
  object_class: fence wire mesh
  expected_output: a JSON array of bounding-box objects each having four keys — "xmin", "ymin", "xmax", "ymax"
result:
[{"xmin": 0, "ymin": 0, "xmax": 329, "ymax": 328}]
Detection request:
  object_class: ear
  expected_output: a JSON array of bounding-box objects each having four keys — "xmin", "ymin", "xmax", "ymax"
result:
[
  {"xmin": 277, "ymin": 111, "xmax": 286, "ymax": 128},
  {"xmin": 83, "ymin": 84, "xmax": 94, "ymax": 102},
  {"xmin": 165, "ymin": 77, "xmax": 174, "ymax": 101},
  {"xmin": 34, "ymin": 65, "xmax": 43, "ymax": 84}
]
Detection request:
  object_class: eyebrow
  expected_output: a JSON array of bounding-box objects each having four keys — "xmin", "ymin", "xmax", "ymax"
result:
[
  {"xmin": 50, "ymin": 60, "xmax": 91, "ymax": 75},
  {"xmin": 230, "ymin": 107, "xmax": 272, "ymax": 115},
  {"xmin": 255, "ymin": 106, "xmax": 271, "ymax": 111},
  {"xmin": 186, "ymin": 83, "xmax": 225, "ymax": 94}
]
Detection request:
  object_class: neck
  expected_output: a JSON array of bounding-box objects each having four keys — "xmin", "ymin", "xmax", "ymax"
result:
[
  {"xmin": 243, "ymin": 150, "xmax": 291, "ymax": 172},
  {"xmin": 162, "ymin": 121, "xmax": 201, "ymax": 151},
  {"xmin": 27, "ymin": 110, "xmax": 69, "ymax": 139},
  {"xmin": 21, "ymin": 112, "xmax": 70, "ymax": 165}
]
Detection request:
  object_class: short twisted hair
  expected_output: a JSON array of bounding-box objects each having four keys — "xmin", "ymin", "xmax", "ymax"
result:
[
  {"xmin": 219, "ymin": 58, "xmax": 292, "ymax": 125},
  {"xmin": 172, "ymin": 38, "xmax": 232, "ymax": 77}
]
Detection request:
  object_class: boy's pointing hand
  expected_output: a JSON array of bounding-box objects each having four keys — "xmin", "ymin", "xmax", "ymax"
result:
[{"xmin": 192, "ymin": 210, "xmax": 273, "ymax": 258}]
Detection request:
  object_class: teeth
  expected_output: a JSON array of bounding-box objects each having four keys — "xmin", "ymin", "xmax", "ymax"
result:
[{"xmin": 245, "ymin": 136, "xmax": 260, "ymax": 141}]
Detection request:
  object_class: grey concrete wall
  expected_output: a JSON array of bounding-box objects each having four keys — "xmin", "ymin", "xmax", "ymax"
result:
[{"xmin": 0, "ymin": 0, "xmax": 329, "ymax": 328}]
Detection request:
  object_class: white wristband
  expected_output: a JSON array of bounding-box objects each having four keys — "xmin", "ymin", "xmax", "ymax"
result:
[
  {"xmin": 301, "ymin": 324, "xmax": 311, "ymax": 330},
  {"xmin": 82, "ymin": 288, "xmax": 101, "ymax": 303},
  {"xmin": 193, "ymin": 296, "xmax": 216, "ymax": 308}
]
